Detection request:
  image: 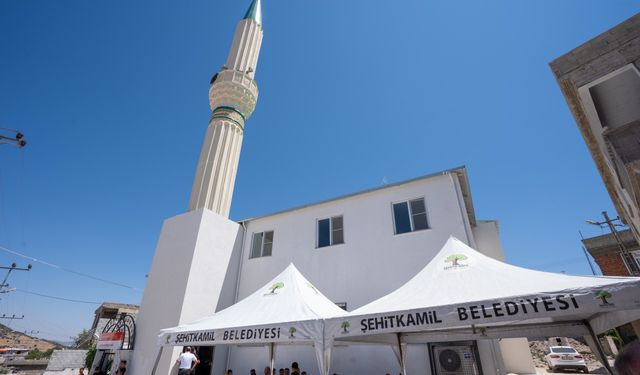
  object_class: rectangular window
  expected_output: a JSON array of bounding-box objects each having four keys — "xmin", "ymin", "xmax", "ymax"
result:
[
  {"xmin": 317, "ymin": 216, "xmax": 345, "ymax": 248},
  {"xmin": 393, "ymin": 198, "xmax": 429, "ymax": 234},
  {"xmin": 250, "ymin": 231, "xmax": 274, "ymax": 259}
]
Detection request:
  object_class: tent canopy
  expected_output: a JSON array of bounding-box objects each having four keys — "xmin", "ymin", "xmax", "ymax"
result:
[
  {"xmin": 158, "ymin": 263, "xmax": 347, "ymax": 347},
  {"xmin": 329, "ymin": 237, "xmax": 640, "ymax": 343}
]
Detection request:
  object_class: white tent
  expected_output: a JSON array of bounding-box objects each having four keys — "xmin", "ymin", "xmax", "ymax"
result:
[
  {"xmin": 156, "ymin": 264, "xmax": 347, "ymax": 375},
  {"xmin": 328, "ymin": 237, "xmax": 640, "ymax": 373}
]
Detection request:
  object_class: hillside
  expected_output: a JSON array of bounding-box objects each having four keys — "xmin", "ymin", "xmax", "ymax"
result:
[{"xmin": 0, "ymin": 324, "xmax": 63, "ymax": 351}]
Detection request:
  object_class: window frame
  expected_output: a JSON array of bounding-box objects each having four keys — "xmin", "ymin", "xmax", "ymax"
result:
[
  {"xmin": 249, "ymin": 230, "xmax": 274, "ymax": 259},
  {"xmin": 391, "ymin": 197, "xmax": 430, "ymax": 235},
  {"xmin": 316, "ymin": 215, "xmax": 345, "ymax": 248},
  {"xmin": 622, "ymin": 250, "xmax": 640, "ymax": 275}
]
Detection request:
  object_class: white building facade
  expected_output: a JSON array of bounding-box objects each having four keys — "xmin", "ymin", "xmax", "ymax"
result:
[{"xmin": 131, "ymin": 1, "xmax": 533, "ymax": 374}]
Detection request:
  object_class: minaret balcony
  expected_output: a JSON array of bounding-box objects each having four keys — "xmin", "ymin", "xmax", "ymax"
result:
[{"xmin": 209, "ymin": 70, "xmax": 259, "ymax": 120}]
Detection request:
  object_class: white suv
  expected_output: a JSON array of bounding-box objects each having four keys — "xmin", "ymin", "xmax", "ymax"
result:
[{"xmin": 545, "ymin": 346, "xmax": 589, "ymax": 373}]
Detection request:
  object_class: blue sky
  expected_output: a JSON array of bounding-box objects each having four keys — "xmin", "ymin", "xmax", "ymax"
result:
[{"xmin": 0, "ymin": 0, "xmax": 638, "ymax": 343}]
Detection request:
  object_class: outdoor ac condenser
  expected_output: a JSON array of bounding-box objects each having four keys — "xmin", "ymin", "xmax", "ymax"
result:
[{"xmin": 433, "ymin": 345, "xmax": 480, "ymax": 375}]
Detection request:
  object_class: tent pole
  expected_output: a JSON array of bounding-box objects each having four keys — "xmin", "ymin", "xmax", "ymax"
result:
[
  {"xmin": 396, "ymin": 333, "xmax": 407, "ymax": 375},
  {"xmin": 269, "ymin": 343, "xmax": 275, "ymax": 375},
  {"xmin": 585, "ymin": 320, "xmax": 613, "ymax": 375},
  {"xmin": 150, "ymin": 346, "xmax": 164, "ymax": 375}
]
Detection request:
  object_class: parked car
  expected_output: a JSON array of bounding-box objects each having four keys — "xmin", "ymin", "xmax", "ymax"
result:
[{"xmin": 545, "ymin": 346, "xmax": 589, "ymax": 373}]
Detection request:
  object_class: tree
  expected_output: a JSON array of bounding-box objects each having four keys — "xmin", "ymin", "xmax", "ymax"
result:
[
  {"xmin": 73, "ymin": 329, "xmax": 94, "ymax": 349},
  {"xmin": 288, "ymin": 327, "xmax": 296, "ymax": 338},
  {"xmin": 340, "ymin": 321, "xmax": 350, "ymax": 333},
  {"xmin": 596, "ymin": 290, "xmax": 612, "ymax": 304},
  {"xmin": 270, "ymin": 282, "xmax": 284, "ymax": 294},
  {"xmin": 25, "ymin": 348, "xmax": 54, "ymax": 360},
  {"xmin": 85, "ymin": 345, "xmax": 97, "ymax": 369},
  {"xmin": 445, "ymin": 254, "xmax": 468, "ymax": 266}
]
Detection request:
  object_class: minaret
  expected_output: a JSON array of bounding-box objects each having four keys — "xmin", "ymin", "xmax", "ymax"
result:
[
  {"xmin": 129, "ymin": 4, "xmax": 263, "ymax": 374},
  {"xmin": 188, "ymin": 0, "xmax": 263, "ymax": 217}
]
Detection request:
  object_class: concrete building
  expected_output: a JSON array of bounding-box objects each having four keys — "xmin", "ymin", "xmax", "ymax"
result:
[
  {"xmin": 583, "ymin": 229, "xmax": 640, "ymax": 277},
  {"xmin": 131, "ymin": 1, "xmax": 534, "ymax": 374},
  {"xmin": 550, "ymin": 13, "xmax": 640, "ymax": 243},
  {"xmin": 582, "ymin": 229, "xmax": 640, "ymax": 342},
  {"xmin": 90, "ymin": 302, "xmax": 139, "ymax": 338}
]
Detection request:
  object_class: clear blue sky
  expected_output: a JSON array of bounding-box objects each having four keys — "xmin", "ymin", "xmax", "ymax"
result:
[{"xmin": 0, "ymin": 0, "xmax": 637, "ymax": 344}]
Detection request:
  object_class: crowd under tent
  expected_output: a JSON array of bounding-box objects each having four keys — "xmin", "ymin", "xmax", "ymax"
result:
[
  {"xmin": 328, "ymin": 236, "xmax": 640, "ymax": 374},
  {"xmin": 155, "ymin": 264, "xmax": 347, "ymax": 375}
]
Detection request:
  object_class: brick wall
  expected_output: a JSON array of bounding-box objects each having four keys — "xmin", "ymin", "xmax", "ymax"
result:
[{"xmin": 593, "ymin": 254, "xmax": 630, "ymax": 276}]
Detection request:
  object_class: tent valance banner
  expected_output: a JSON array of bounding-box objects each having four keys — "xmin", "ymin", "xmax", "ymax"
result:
[{"xmin": 328, "ymin": 237, "xmax": 640, "ymax": 342}]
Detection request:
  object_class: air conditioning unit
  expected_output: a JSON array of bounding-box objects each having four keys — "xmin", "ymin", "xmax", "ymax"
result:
[{"xmin": 433, "ymin": 345, "xmax": 479, "ymax": 375}]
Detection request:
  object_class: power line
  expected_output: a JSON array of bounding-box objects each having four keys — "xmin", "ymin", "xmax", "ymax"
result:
[
  {"xmin": 0, "ymin": 245, "xmax": 142, "ymax": 292},
  {"xmin": 15, "ymin": 289, "xmax": 101, "ymax": 305}
]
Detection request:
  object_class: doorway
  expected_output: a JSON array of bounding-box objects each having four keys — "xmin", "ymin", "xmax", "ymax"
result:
[{"xmin": 194, "ymin": 346, "xmax": 215, "ymax": 375}]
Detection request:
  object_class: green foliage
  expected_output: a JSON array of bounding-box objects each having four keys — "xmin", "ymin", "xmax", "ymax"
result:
[
  {"xmin": 270, "ymin": 282, "xmax": 284, "ymax": 293},
  {"xmin": 85, "ymin": 345, "xmax": 97, "ymax": 369},
  {"xmin": 605, "ymin": 329, "xmax": 623, "ymax": 349},
  {"xmin": 73, "ymin": 329, "xmax": 94, "ymax": 349},
  {"xmin": 288, "ymin": 327, "xmax": 296, "ymax": 334},
  {"xmin": 25, "ymin": 348, "xmax": 54, "ymax": 360}
]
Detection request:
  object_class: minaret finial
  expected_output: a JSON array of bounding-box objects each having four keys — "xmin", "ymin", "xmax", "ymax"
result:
[{"xmin": 243, "ymin": 0, "xmax": 262, "ymax": 25}]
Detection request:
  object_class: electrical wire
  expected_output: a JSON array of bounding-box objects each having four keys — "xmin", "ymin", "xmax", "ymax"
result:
[
  {"xmin": 0, "ymin": 244, "xmax": 142, "ymax": 292},
  {"xmin": 15, "ymin": 289, "xmax": 101, "ymax": 305}
]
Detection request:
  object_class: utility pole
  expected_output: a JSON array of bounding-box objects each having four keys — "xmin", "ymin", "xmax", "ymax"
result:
[
  {"xmin": 0, "ymin": 128, "xmax": 27, "ymax": 148},
  {"xmin": 586, "ymin": 211, "xmax": 639, "ymax": 276},
  {"xmin": 0, "ymin": 263, "xmax": 32, "ymax": 320},
  {"xmin": 0, "ymin": 263, "xmax": 32, "ymax": 292}
]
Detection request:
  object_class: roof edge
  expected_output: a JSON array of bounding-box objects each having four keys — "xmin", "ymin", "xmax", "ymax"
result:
[{"xmin": 237, "ymin": 166, "xmax": 472, "ymax": 223}]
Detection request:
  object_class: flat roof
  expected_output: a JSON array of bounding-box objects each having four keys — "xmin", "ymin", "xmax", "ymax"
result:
[{"xmin": 238, "ymin": 166, "xmax": 477, "ymax": 225}]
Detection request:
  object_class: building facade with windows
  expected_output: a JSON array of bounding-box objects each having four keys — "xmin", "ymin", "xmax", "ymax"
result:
[
  {"xmin": 550, "ymin": 13, "xmax": 640, "ymax": 243},
  {"xmin": 227, "ymin": 166, "xmax": 527, "ymax": 375}
]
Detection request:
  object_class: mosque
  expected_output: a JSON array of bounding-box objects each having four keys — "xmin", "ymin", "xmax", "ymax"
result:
[{"xmin": 129, "ymin": 1, "xmax": 534, "ymax": 374}]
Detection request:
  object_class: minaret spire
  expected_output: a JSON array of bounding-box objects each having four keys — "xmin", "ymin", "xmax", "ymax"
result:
[
  {"xmin": 243, "ymin": 0, "xmax": 262, "ymax": 24},
  {"xmin": 188, "ymin": 0, "xmax": 264, "ymax": 216}
]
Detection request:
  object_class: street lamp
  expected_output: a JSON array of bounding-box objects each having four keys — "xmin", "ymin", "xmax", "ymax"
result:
[{"xmin": 586, "ymin": 211, "xmax": 639, "ymax": 276}]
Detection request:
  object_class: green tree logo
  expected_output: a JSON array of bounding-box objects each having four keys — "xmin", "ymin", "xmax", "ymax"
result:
[
  {"xmin": 596, "ymin": 290, "xmax": 612, "ymax": 305},
  {"xmin": 341, "ymin": 321, "xmax": 350, "ymax": 333},
  {"xmin": 288, "ymin": 327, "xmax": 296, "ymax": 338},
  {"xmin": 270, "ymin": 282, "xmax": 284, "ymax": 294},
  {"xmin": 445, "ymin": 254, "xmax": 468, "ymax": 266}
]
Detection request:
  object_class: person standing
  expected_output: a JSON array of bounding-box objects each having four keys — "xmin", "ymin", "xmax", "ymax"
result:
[
  {"xmin": 115, "ymin": 360, "xmax": 127, "ymax": 375},
  {"xmin": 78, "ymin": 368, "xmax": 85, "ymax": 375},
  {"xmin": 176, "ymin": 347, "xmax": 199, "ymax": 375},
  {"xmin": 615, "ymin": 340, "xmax": 640, "ymax": 375}
]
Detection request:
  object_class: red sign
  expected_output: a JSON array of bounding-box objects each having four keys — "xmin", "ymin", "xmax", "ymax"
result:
[{"xmin": 97, "ymin": 332, "xmax": 125, "ymax": 350}]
